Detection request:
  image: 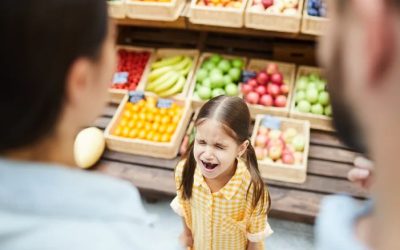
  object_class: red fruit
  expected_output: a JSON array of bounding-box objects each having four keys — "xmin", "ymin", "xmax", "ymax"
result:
[
  {"xmin": 245, "ymin": 92, "xmax": 260, "ymax": 104},
  {"xmin": 247, "ymin": 78, "xmax": 258, "ymax": 88},
  {"xmin": 267, "ymin": 84, "xmax": 280, "ymax": 97},
  {"xmin": 256, "ymin": 72, "xmax": 269, "ymax": 85},
  {"xmin": 241, "ymin": 84, "xmax": 253, "ymax": 95},
  {"xmin": 255, "ymin": 85, "xmax": 267, "ymax": 96},
  {"xmin": 280, "ymin": 84, "xmax": 290, "ymax": 95},
  {"xmin": 274, "ymin": 95, "xmax": 287, "ymax": 107},
  {"xmin": 266, "ymin": 63, "xmax": 279, "ymax": 74},
  {"xmin": 261, "ymin": 0, "xmax": 274, "ymax": 9},
  {"xmin": 282, "ymin": 153, "xmax": 295, "ymax": 164},
  {"xmin": 260, "ymin": 94, "xmax": 273, "ymax": 106},
  {"xmin": 271, "ymin": 73, "xmax": 284, "ymax": 85}
]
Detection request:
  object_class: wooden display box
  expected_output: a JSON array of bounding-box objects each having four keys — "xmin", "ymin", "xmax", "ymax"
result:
[
  {"xmin": 104, "ymin": 94, "xmax": 192, "ymax": 159},
  {"xmin": 188, "ymin": 0, "xmax": 248, "ymax": 28},
  {"xmin": 108, "ymin": 46, "xmax": 155, "ymax": 104},
  {"xmin": 244, "ymin": 0, "xmax": 304, "ymax": 33},
  {"xmin": 125, "ymin": 0, "xmax": 185, "ymax": 21},
  {"xmin": 301, "ymin": 0, "xmax": 329, "ymax": 36},
  {"xmin": 251, "ymin": 115, "xmax": 310, "ymax": 183},
  {"xmin": 244, "ymin": 59, "xmax": 296, "ymax": 118},
  {"xmin": 189, "ymin": 52, "xmax": 248, "ymax": 110},
  {"xmin": 108, "ymin": 0, "xmax": 126, "ymax": 19},
  {"xmin": 142, "ymin": 48, "xmax": 200, "ymax": 100},
  {"xmin": 289, "ymin": 66, "xmax": 334, "ymax": 131}
]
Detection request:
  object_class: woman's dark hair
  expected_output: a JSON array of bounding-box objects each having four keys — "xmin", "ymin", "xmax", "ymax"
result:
[
  {"xmin": 0, "ymin": 0, "xmax": 108, "ymax": 152},
  {"xmin": 180, "ymin": 96, "xmax": 271, "ymax": 213}
]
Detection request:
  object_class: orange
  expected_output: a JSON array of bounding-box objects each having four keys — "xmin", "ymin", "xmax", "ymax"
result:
[
  {"xmin": 161, "ymin": 116, "xmax": 171, "ymax": 124},
  {"xmin": 123, "ymin": 109, "xmax": 132, "ymax": 119},
  {"xmin": 131, "ymin": 113, "xmax": 139, "ymax": 121},
  {"xmin": 139, "ymin": 112, "xmax": 146, "ymax": 121},
  {"xmin": 146, "ymin": 113, "xmax": 155, "ymax": 123},
  {"xmin": 158, "ymin": 124, "xmax": 167, "ymax": 134},
  {"xmin": 152, "ymin": 122, "xmax": 160, "ymax": 132},
  {"xmin": 128, "ymin": 129, "xmax": 138, "ymax": 138},
  {"xmin": 125, "ymin": 102, "xmax": 133, "ymax": 110},
  {"xmin": 172, "ymin": 115, "xmax": 180, "ymax": 124},
  {"xmin": 136, "ymin": 120, "xmax": 144, "ymax": 130},
  {"xmin": 119, "ymin": 118, "xmax": 128, "ymax": 127},
  {"xmin": 146, "ymin": 131, "xmax": 155, "ymax": 141},
  {"xmin": 122, "ymin": 127, "xmax": 130, "ymax": 137},
  {"xmin": 138, "ymin": 130, "xmax": 147, "ymax": 140},
  {"xmin": 127, "ymin": 120, "xmax": 135, "ymax": 129},
  {"xmin": 137, "ymin": 99, "xmax": 146, "ymax": 108},
  {"xmin": 159, "ymin": 108, "xmax": 167, "ymax": 116},
  {"xmin": 166, "ymin": 124, "xmax": 176, "ymax": 134},
  {"xmin": 154, "ymin": 114, "xmax": 162, "ymax": 124},
  {"xmin": 113, "ymin": 126, "xmax": 123, "ymax": 136},
  {"xmin": 161, "ymin": 133, "xmax": 171, "ymax": 142},
  {"xmin": 168, "ymin": 109, "xmax": 175, "ymax": 117},
  {"xmin": 144, "ymin": 122, "xmax": 152, "ymax": 132},
  {"xmin": 153, "ymin": 133, "xmax": 161, "ymax": 142},
  {"xmin": 131, "ymin": 104, "xmax": 140, "ymax": 113}
]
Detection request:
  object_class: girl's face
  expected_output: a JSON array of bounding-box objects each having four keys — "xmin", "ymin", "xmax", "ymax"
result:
[{"xmin": 194, "ymin": 119, "xmax": 248, "ymax": 180}]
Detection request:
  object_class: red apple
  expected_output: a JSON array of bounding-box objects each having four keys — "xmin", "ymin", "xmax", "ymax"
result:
[
  {"xmin": 247, "ymin": 78, "xmax": 258, "ymax": 88},
  {"xmin": 256, "ymin": 72, "xmax": 269, "ymax": 85},
  {"xmin": 245, "ymin": 92, "xmax": 260, "ymax": 104},
  {"xmin": 241, "ymin": 84, "xmax": 253, "ymax": 95},
  {"xmin": 274, "ymin": 95, "xmax": 287, "ymax": 107},
  {"xmin": 266, "ymin": 63, "xmax": 279, "ymax": 74},
  {"xmin": 282, "ymin": 152, "xmax": 295, "ymax": 164},
  {"xmin": 255, "ymin": 85, "xmax": 267, "ymax": 96},
  {"xmin": 271, "ymin": 72, "xmax": 284, "ymax": 85},
  {"xmin": 280, "ymin": 84, "xmax": 289, "ymax": 95},
  {"xmin": 267, "ymin": 84, "xmax": 280, "ymax": 97},
  {"xmin": 261, "ymin": 0, "xmax": 273, "ymax": 9},
  {"xmin": 259, "ymin": 94, "xmax": 273, "ymax": 106}
]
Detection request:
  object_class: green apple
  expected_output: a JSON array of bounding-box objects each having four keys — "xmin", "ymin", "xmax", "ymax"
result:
[
  {"xmin": 307, "ymin": 83, "xmax": 318, "ymax": 91},
  {"xmin": 202, "ymin": 78, "xmax": 212, "ymax": 88},
  {"xmin": 318, "ymin": 91, "xmax": 330, "ymax": 106},
  {"xmin": 210, "ymin": 54, "xmax": 222, "ymax": 64},
  {"xmin": 297, "ymin": 100, "xmax": 311, "ymax": 113},
  {"xmin": 296, "ymin": 77, "xmax": 308, "ymax": 91},
  {"xmin": 196, "ymin": 68, "xmax": 208, "ymax": 83},
  {"xmin": 306, "ymin": 88, "xmax": 319, "ymax": 104},
  {"xmin": 308, "ymin": 73, "xmax": 319, "ymax": 82},
  {"xmin": 212, "ymin": 88, "xmax": 226, "ymax": 98},
  {"xmin": 193, "ymin": 91, "xmax": 200, "ymax": 100},
  {"xmin": 210, "ymin": 73, "xmax": 224, "ymax": 89},
  {"xmin": 228, "ymin": 68, "xmax": 241, "ymax": 82},
  {"xmin": 311, "ymin": 103, "xmax": 324, "ymax": 115},
  {"xmin": 223, "ymin": 75, "xmax": 233, "ymax": 86},
  {"xmin": 202, "ymin": 60, "xmax": 216, "ymax": 71},
  {"xmin": 316, "ymin": 81, "xmax": 326, "ymax": 92},
  {"xmin": 295, "ymin": 90, "xmax": 306, "ymax": 103},
  {"xmin": 217, "ymin": 59, "xmax": 231, "ymax": 74},
  {"xmin": 292, "ymin": 135, "xmax": 306, "ymax": 152},
  {"xmin": 210, "ymin": 68, "xmax": 223, "ymax": 76},
  {"xmin": 225, "ymin": 83, "xmax": 239, "ymax": 96},
  {"xmin": 324, "ymin": 105, "xmax": 332, "ymax": 116},
  {"xmin": 231, "ymin": 58, "xmax": 244, "ymax": 69},
  {"xmin": 198, "ymin": 86, "xmax": 212, "ymax": 100}
]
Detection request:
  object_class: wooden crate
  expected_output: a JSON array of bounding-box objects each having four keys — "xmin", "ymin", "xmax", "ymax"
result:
[
  {"xmin": 189, "ymin": 52, "xmax": 248, "ymax": 110},
  {"xmin": 251, "ymin": 115, "xmax": 310, "ymax": 183},
  {"xmin": 108, "ymin": 0, "xmax": 126, "ymax": 19},
  {"xmin": 289, "ymin": 66, "xmax": 334, "ymax": 131},
  {"xmin": 104, "ymin": 94, "xmax": 192, "ymax": 159},
  {"xmin": 142, "ymin": 48, "xmax": 200, "ymax": 100},
  {"xmin": 244, "ymin": 0, "xmax": 304, "ymax": 33},
  {"xmin": 244, "ymin": 59, "xmax": 296, "ymax": 118},
  {"xmin": 301, "ymin": 0, "xmax": 329, "ymax": 36},
  {"xmin": 109, "ymin": 46, "xmax": 155, "ymax": 104},
  {"xmin": 125, "ymin": 0, "xmax": 185, "ymax": 21},
  {"xmin": 188, "ymin": 0, "xmax": 248, "ymax": 28}
]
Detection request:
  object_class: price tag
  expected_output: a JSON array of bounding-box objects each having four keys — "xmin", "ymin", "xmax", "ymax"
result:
[
  {"xmin": 113, "ymin": 72, "xmax": 129, "ymax": 85},
  {"xmin": 157, "ymin": 99, "xmax": 173, "ymax": 108},
  {"xmin": 261, "ymin": 116, "xmax": 281, "ymax": 130},
  {"xmin": 128, "ymin": 91, "xmax": 144, "ymax": 103}
]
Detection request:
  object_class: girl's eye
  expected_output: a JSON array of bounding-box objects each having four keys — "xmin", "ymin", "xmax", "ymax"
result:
[
  {"xmin": 197, "ymin": 140, "xmax": 206, "ymax": 145},
  {"xmin": 215, "ymin": 144, "xmax": 225, "ymax": 150}
]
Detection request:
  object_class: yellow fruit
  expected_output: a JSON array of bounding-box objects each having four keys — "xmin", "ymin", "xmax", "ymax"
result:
[
  {"xmin": 138, "ymin": 130, "xmax": 147, "ymax": 140},
  {"xmin": 128, "ymin": 129, "xmax": 138, "ymax": 138},
  {"xmin": 119, "ymin": 118, "xmax": 128, "ymax": 127},
  {"xmin": 161, "ymin": 116, "xmax": 171, "ymax": 124},
  {"xmin": 122, "ymin": 127, "xmax": 130, "ymax": 137},
  {"xmin": 113, "ymin": 126, "xmax": 123, "ymax": 136},
  {"xmin": 161, "ymin": 134, "xmax": 171, "ymax": 142}
]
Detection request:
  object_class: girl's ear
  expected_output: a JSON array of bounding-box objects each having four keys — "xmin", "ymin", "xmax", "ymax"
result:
[{"xmin": 238, "ymin": 140, "xmax": 250, "ymax": 158}]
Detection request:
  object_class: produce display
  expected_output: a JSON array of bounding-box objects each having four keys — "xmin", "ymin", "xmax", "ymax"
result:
[
  {"xmin": 112, "ymin": 93, "xmax": 183, "ymax": 142},
  {"xmin": 241, "ymin": 63, "xmax": 290, "ymax": 108},
  {"xmin": 193, "ymin": 54, "xmax": 243, "ymax": 101},
  {"xmin": 146, "ymin": 55, "xmax": 193, "ymax": 97},
  {"xmin": 74, "ymin": 127, "xmax": 105, "ymax": 169},
  {"xmin": 293, "ymin": 72, "xmax": 331, "ymax": 117},
  {"xmin": 111, "ymin": 49, "xmax": 151, "ymax": 91},
  {"xmin": 250, "ymin": 0, "xmax": 300, "ymax": 15},
  {"xmin": 128, "ymin": 0, "xmax": 171, "ymax": 2},
  {"xmin": 307, "ymin": 0, "xmax": 327, "ymax": 17},
  {"xmin": 196, "ymin": 0, "xmax": 243, "ymax": 8},
  {"xmin": 254, "ymin": 116, "xmax": 307, "ymax": 165}
]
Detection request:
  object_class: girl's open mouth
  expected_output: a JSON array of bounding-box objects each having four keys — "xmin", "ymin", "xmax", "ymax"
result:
[{"xmin": 201, "ymin": 160, "xmax": 218, "ymax": 170}]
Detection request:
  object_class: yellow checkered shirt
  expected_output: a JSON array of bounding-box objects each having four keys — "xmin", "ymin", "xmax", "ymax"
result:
[{"xmin": 171, "ymin": 160, "xmax": 273, "ymax": 250}]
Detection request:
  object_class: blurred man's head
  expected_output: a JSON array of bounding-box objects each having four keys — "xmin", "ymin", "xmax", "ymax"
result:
[{"xmin": 319, "ymin": 0, "xmax": 400, "ymax": 155}]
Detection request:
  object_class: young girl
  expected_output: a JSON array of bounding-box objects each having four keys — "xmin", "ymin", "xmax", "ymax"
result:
[{"xmin": 171, "ymin": 96, "xmax": 272, "ymax": 250}]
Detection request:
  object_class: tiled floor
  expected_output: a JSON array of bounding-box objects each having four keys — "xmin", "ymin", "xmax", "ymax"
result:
[{"xmin": 142, "ymin": 197, "xmax": 314, "ymax": 250}]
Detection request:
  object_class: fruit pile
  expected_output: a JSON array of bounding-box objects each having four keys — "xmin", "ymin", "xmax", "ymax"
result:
[
  {"xmin": 241, "ymin": 63, "xmax": 290, "ymax": 108},
  {"xmin": 112, "ymin": 95, "xmax": 183, "ymax": 142},
  {"xmin": 254, "ymin": 117, "xmax": 306, "ymax": 165},
  {"xmin": 294, "ymin": 72, "xmax": 331, "ymax": 117},
  {"xmin": 307, "ymin": 0, "xmax": 327, "ymax": 17},
  {"xmin": 128, "ymin": 0, "xmax": 171, "ymax": 2},
  {"xmin": 250, "ymin": 0, "xmax": 299, "ymax": 15},
  {"xmin": 196, "ymin": 0, "xmax": 242, "ymax": 8},
  {"xmin": 146, "ymin": 55, "xmax": 193, "ymax": 97},
  {"xmin": 111, "ymin": 49, "xmax": 151, "ymax": 91},
  {"xmin": 193, "ymin": 54, "xmax": 243, "ymax": 101}
]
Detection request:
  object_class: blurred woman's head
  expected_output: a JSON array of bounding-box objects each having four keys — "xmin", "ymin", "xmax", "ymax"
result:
[{"xmin": 0, "ymin": 0, "xmax": 116, "ymax": 156}]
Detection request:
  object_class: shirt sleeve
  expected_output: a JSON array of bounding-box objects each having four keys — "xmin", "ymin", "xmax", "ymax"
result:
[
  {"xmin": 170, "ymin": 160, "xmax": 186, "ymax": 217},
  {"xmin": 247, "ymin": 190, "xmax": 274, "ymax": 242}
]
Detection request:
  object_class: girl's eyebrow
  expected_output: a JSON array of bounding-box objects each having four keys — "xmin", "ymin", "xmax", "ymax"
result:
[{"xmin": 215, "ymin": 143, "xmax": 227, "ymax": 148}]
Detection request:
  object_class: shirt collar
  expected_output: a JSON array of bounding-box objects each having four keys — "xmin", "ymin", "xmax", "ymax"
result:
[{"xmin": 193, "ymin": 160, "xmax": 247, "ymax": 200}]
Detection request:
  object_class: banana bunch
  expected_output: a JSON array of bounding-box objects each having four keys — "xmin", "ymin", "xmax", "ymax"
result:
[{"xmin": 146, "ymin": 55, "xmax": 193, "ymax": 97}]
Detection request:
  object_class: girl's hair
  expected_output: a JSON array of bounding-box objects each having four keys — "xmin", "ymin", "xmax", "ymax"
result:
[
  {"xmin": 0, "ymin": 0, "xmax": 108, "ymax": 152},
  {"xmin": 180, "ymin": 96, "xmax": 271, "ymax": 212}
]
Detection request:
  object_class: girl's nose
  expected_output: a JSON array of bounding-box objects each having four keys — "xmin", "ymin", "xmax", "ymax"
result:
[{"xmin": 203, "ymin": 146, "xmax": 214, "ymax": 160}]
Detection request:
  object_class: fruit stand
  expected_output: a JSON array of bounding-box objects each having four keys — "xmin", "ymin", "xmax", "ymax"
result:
[{"xmin": 95, "ymin": 0, "xmax": 367, "ymax": 224}]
